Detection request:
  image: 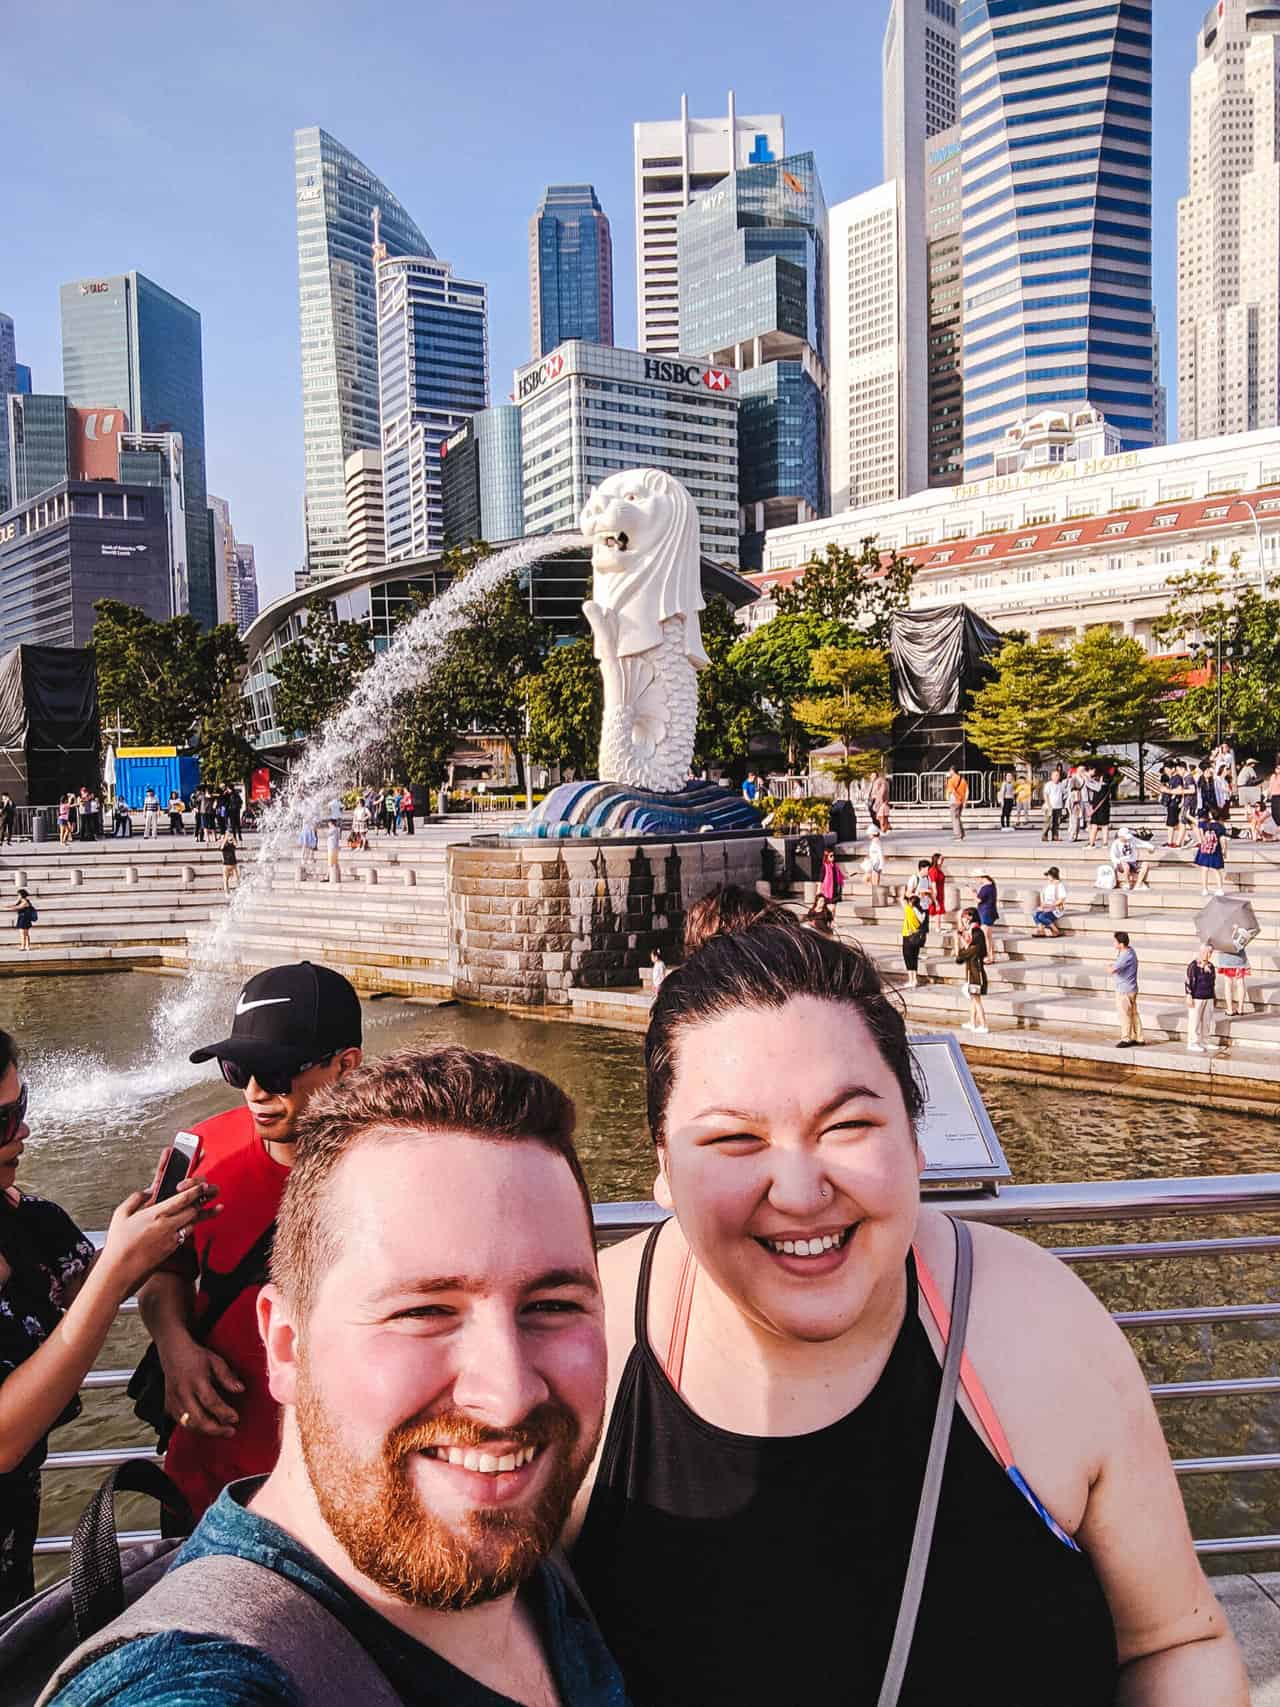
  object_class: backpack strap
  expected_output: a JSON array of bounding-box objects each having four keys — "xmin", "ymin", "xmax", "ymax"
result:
[
  {"xmin": 876, "ymin": 1214, "xmax": 974, "ymax": 1707},
  {"xmin": 39, "ymin": 1554, "xmax": 403, "ymax": 1707}
]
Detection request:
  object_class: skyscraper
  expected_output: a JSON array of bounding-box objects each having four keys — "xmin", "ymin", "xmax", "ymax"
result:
[
  {"xmin": 633, "ymin": 94, "xmax": 785, "ymax": 354},
  {"xmin": 925, "ymin": 125, "xmax": 964, "ymax": 487},
  {"xmin": 119, "ymin": 430, "xmax": 187, "ymax": 617},
  {"xmin": 6, "ymin": 395, "xmax": 70, "ymax": 509},
  {"xmin": 344, "ymin": 448, "xmax": 386, "ymax": 576},
  {"xmin": 294, "ymin": 126, "xmax": 432, "ymax": 582},
  {"xmin": 957, "ymin": 1, "xmax": 1155, "ymax": 479},
  {"xmin": 376, "ymin": 255, "xmax": 488, "ymax": 560},
  {"xmin": 0, "ymin": 313, "xmax": 16, "ymax": 514},
  {"xmin": 208, "ymin": 494, "xmax": 236, "ymax": 625},
  {"xmin": 441, "ymin": 407, "xmax": 524, "ymax": 546},
  {"xmin": 679, "ymin": 151, "xmax": 827, "ymax": 567},
  {"xmin": 529, "ymin": 185, "xmax": 614, "ymax": 358},
  {"xmin": 828, "ymin": 183, "xmax": 905, "ymax": 514},
  {"xmin": 1178, "ymin": 1, "xmax": 1280, "ymax": 441},
  {"xmin": 231, "ymin": 542, "xmax": 259, "ymax": 632},
  {"xmin": 882, "ymin": 0, "xmax": 959, "ymax": 495},
  {"xmin": 59, "ymin": 271, "xmax": 213, "ymax": 626}
]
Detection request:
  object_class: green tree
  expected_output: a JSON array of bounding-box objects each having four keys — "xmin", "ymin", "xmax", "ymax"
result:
[
  {"xmin": 1151, "ymin": 560, "xmax": 1280, "ymax": 751},
  {"xmin": 387, "ymin": 679, "xmax": 458, "ymax": 800},
  {"xmin": 791, "ymin": 645, "xmax": 893, "ymax": 759},
  {"xmin": 729, "ymin": 611, "xmax": 855, "ymax": 766},
  {"xmin": 521, "ymin": 638, "xmax": 602, "ymax": 777},
  {"xmin": 774, "ymin": 539, "xmax": 916, "ymax": 646},
  {"xmin": 693, "ymin": 595, "xmax": 757, "ymax": 773},
  {"xmin": 91, "ymin": 601, "xmax": 247, "ymax": 745},
  {"xmin": 1067, "ymin": 627, "xmax": 1180, "ymax": 785},
  {"xmin": 271, "ymin": 600, "xmax": 375, "ymax": 741},
  {"xmin": 963, "ymin": 639, "xmax": 1087, "ymax": 769}
]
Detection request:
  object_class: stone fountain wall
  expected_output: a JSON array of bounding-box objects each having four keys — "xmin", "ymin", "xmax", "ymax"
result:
[{"xmin": 447, "ymin": 833, "xmax": 767, "ymax": 1007}]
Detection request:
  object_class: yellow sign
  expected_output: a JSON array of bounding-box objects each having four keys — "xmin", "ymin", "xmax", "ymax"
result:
[{"xmin": 117, "ymin": 746, "xmax": 179, "ymax": 758}]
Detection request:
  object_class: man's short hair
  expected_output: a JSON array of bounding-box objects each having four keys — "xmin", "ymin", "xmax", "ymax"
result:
[
  {"xmin": 272, "ymin": 1047, "xmax": 590, "ymax": 1318},
  {"xmin": 1114, "ymin": 931, "xmax": 1130, "ymax": 947}
]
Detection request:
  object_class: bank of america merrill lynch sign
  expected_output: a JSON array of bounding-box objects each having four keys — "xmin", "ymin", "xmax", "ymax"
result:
[{"xmin": 516, "ymin": 350, "xmax": 732, "ymax": 402}]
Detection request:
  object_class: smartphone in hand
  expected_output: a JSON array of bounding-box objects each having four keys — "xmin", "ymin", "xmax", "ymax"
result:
[{"xmin": 149, "ymin": 1132, "xmax": 201, "ymax": 1205}]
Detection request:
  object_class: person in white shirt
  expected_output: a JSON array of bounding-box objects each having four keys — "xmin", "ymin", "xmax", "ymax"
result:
[
  {"xmin": 861, "ymin": 827, "xmax": 884, "ymax": 895},
  {"xmin": 1033, "ymin": 867, "xmax": 1068, "ymax": 938},
  {"xmin": 1109, "ymin": 829, "xmax": 1151, "ymax": 891},
  {"xmin": 142, "ymin": 789, "xmax": 160, "ymax": 839},
  {"xmin": 350, "ymin": 801, "xmax": 371, "ymax": 850},
  {"xmin": 1041, "ymin": 768, "xmax": 1068, "ymax": 842}
]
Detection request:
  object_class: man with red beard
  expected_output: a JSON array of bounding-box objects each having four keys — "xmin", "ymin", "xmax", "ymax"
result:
[{"xmin": 45, "ymin": 1049, "xmax": 626, "ymax": 1707}]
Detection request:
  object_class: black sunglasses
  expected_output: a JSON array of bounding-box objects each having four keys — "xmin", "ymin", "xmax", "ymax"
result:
[
  {"xmin": 218, "ymin": 1054, "xmax": 336, "ymax": 1096},
  {"xmin": 0, "ymin": 1080, "xmax": 29, "ymax": 1145}
]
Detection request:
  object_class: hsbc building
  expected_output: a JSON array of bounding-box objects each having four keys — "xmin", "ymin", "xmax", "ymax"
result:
[{"xmin": 515, "ymin": 339, "xmax": 740, "ymax": 565}]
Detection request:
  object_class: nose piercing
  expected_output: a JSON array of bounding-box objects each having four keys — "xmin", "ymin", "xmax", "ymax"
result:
[{"xmin": 820, "ymin": 1183, "xmax": 832, "ymax": 1200}]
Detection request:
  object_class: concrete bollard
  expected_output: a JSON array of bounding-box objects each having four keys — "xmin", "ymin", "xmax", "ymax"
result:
[
  {"xmin": 1108, "ymin": 889, "xmax": 1128, "ymax": 920},
  {"xmin": 944, "ymin": 879, "xmax": 960, "ymax": 915},
  {"xmin": 181, "ymin": 864, "xmax": 197, "ymax": 888},
  {"xmin": 363, "ymin": 866, "xmax": 378, "ymax": 886},
  {"xmin": 12, "ymin": 870, "xmax": 26, "ymax": 891},
  {"xmin": 68, "ymin": 868, "xmax": 82, "ymax": 887},
  {"xmin": 124, "ymin": 866, "xmax": 139, "ymax": 885},
  {"xmin": 402, "ymin": 867, "xmax": 417, "ymax": 888}
]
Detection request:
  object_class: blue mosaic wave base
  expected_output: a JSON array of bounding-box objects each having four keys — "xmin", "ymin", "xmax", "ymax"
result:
[{"xmin": 508, "ymin": 780, "xmax": 765, "ymax": 838}]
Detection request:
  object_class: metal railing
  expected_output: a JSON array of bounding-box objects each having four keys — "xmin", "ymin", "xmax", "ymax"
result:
[{"xmin": 33, "ymin": 1170, "xmax": 1280, "ymax": 1559}]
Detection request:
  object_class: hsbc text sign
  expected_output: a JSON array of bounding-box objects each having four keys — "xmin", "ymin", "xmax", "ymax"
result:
[
  {"xmin": 517, "ymin": 351, "xmax": 566, "ymax": 401},
  {"xmin": 643, "ymin": 359, "xmax": 731, "ymax": 392},
  {"xmin": 518, "ymin": 348, "xmax": 734, "ymax": 402}
]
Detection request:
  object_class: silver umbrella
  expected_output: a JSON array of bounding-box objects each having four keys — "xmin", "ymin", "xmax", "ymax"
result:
[{"xmin": 1193, "ymin": 894, "xmax": 1260, "ymax": 953}]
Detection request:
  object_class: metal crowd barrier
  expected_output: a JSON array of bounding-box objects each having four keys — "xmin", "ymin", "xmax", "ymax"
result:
[{"xmin": 34, "ymin": 1170, "xmax": 1280, "ymax": 1559}]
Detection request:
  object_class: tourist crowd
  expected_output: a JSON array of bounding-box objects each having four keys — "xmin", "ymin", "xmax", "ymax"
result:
[{"xmin": 0, "ymin": 916, "xmax": 1250, "ymax": 1704}]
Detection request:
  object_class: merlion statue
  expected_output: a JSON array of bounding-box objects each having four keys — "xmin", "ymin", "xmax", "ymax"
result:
[{"xmin": 580, "ymin": 469, "xmax": 708, "ymax": 794}]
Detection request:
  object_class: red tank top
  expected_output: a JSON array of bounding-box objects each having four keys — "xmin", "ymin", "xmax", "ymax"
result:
[{"xmin": 162, "ymin": 1105, "xmax": 290, "ymax": 1518}]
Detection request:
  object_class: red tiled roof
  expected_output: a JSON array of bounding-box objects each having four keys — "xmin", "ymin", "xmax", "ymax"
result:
[{"xmin": 749, "ymin": 487, "xmax": 1280, "ymax": 586}]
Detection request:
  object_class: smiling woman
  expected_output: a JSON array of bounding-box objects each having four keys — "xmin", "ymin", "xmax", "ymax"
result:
[{"xmin": 567, "ymin": 896, "xmax": 1249, "ymax": 1707}]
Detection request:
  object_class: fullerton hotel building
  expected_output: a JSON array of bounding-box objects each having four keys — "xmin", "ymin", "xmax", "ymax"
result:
[{"xmin": 751, "ymin": 410, "xmax": 1280, "ymax": 652}]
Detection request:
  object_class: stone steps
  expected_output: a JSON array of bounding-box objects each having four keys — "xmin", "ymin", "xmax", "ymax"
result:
[
  {"xmin": 170, "ymin": 943, "xmax": 452, "ymax": 998},
  {"xmin": 186, "ymin": 925, "xmax": 448, "ymax": 970},
  {"xmin": 880, "ymin": 973, "xmax": 1256, "ymax": 1048},
  {"xmin": 835, "ymin": 912, "xmax": 1280, "ymax": 969}
]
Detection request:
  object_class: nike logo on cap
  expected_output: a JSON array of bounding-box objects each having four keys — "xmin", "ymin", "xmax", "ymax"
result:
[{"xmin": 236, "ymin": 996, "xmax": 292, "ymax": 1015}]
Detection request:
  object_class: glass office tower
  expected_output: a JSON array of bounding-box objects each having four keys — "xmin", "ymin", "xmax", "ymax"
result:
[
  {"xmin": 59, "ymin": 272, "xmax": 213, "ymax": 626},
  {"xmin": 679, "ymin": 150, "xmax": 827, "ymax": 568},
  {"xmin": 958, "ymin": 0, "xmax": 1155, "ymax": 478},
  {"xmin": 294, "ymin": 126, "xmax": 433, "ymax": 582},
  {"xmin": 529, "ymin": 185, "xmax": 614, "ymax": 358},
  {"xmin": 5, "ymin": 395, "xmax": 71, "ymax": 508},
  {"xmin": 377, "ymin": 256, "xmax": 489, "ymax": 559},
  {"xmin": 441, "ymin": 405, "xmax": 524, "ymax": 546}
]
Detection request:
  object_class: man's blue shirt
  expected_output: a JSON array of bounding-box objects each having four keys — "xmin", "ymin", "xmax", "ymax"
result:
[{"xmin": 49, "ymin": 1480, "xmax": 629, "ymax": 1707}]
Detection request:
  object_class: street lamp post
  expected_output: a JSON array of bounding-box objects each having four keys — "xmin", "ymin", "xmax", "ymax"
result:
[
  {"xmin": 1236, "ymin": 498, "xmax": 1269, "ymax": 599},
  {"xmin": 1188, "ymin": 631, "xmax": 1251, "ymax": 751}
]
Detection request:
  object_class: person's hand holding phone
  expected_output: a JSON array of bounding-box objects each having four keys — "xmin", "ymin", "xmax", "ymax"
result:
[{"xmin": 98, "ymin": 1176, "xmax": 221, "ymax": 1304}]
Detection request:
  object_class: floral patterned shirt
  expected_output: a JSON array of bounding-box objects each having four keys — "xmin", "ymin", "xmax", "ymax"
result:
[{"xmin": 0, "ymin": 1191, "xmax": 95, "ymax": 1468}]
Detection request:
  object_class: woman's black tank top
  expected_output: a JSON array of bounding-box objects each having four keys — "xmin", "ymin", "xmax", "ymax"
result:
[{"xmin": 573, "ymin": 1226, "xmax": 1118, "ymax": 1706}]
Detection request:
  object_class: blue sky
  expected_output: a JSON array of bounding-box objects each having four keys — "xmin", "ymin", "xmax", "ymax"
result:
[{"xmin": 2, "ymin": 0, "xmax": 1202, "ymax": 607}]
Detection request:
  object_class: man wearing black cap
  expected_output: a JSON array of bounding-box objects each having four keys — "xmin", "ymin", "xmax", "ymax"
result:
[{"xmin": 138, "ymin": 962, "xmax": 362, "ymax": 1520}]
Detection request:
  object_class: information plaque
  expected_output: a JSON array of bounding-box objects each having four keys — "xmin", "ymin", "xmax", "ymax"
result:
[{"xmin": 911, "ymin": 1033, "xmax": 1010, "ymax": 1191}]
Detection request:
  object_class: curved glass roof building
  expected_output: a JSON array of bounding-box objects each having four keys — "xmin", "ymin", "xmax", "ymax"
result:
[{"xmin": 294, "ymin": 127, "xmax": 432, "ymax": 582}]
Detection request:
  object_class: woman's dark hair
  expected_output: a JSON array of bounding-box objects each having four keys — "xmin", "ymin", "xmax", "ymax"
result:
[
  {"xmin": 648, "ymin": 887, "xmax": 924, "ymax": 1144},
  {"xmin": 0, "ymin": 1030, "xmax": 16, "ymax": 1078},
  {"xmin": 682, "ymin": 885, "xmax": 792, "ymax": 955}
]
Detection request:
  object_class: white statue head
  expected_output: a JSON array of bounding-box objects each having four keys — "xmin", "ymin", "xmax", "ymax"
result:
[{"xmin": 579, "ymin": 468, "xmax": 708, "ymax": 666}]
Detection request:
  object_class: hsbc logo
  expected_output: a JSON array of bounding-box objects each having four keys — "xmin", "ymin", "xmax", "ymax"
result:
[
  {"xmin": 643, "ymin": 359, "xmax": 733, "ymax": 394},
  {"xmin": 80, "ymin": 281, "xmax": 109, "ymax": 295},
  {"xmin": 517, "ymin": 350, "xmax": 568, "ymax": 401}
]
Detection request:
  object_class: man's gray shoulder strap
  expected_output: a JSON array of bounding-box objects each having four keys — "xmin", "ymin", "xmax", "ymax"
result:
[{"xmin": 38, "ymin": 1553, "xmax": 403, "ymax": 1707}]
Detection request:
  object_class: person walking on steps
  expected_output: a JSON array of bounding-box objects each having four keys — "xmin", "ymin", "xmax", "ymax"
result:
[
  {"xmin": 1067, "ymin": 765, "xmax": 1087, "ymax": 843},
  {"xmin": 997, "ymin": 772, "xmax": 1015, "ymax": 831},
  {"xmin": 956, "ymin": 907, "xmax": 990, "ymax": 1033},
  {"xmin": 901, "ymin": 889, "xmax": 928, "ymax": 989},
  {"xmin": 945, "ymin": 767, "xmax": 968, "ymax": 840},
  {"xmin": 1084, "ymin": 765, "xmax": 1112, "ymax": 848},
  {"xmin": 1185, "ymin": 945, "xmax": 1217, "ymax": 1053},
  {"xmin": 0, "ymin": 794, "xmax": 14, "ymax": 847},
  {"xmin": 1195, "ymin": 807, "xmax": 1228, "ymax": 897},
  {"xmin": 1111, "ymin": 931, "xmax": 1143, "ymax": 1049},
  {"xmin": 4, "ymin": 890, "xmax": 37, "ymax": 951},
  {"xmin": 1217, "ymin": 942, "xmax": 1250, "ymax": 1017},
  {"xmin": 1042, "ymin": 767, "xmax": 1067, "ymax": 842},
  {"xmin": 219, "ymin": 832, "xmax": 239, "ymax": 894}
]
